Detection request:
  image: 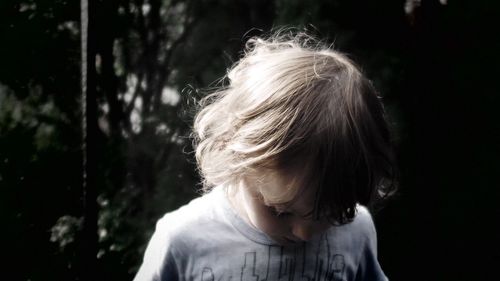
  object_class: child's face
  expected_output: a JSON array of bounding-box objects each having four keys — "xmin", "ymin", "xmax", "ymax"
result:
[{"xmin": 238, "ymin": 170, "xmax": 331, "ymax": 245}]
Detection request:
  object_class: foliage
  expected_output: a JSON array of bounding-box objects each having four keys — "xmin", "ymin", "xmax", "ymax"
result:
[{"xmin": 0, "ymin": 0, "xmax": 82, "ymax": 279}]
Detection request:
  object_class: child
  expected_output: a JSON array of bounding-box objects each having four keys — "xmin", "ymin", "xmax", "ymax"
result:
[{"xmin": 134, "ymin": 31, "xmax": 398, "ymax": 281}]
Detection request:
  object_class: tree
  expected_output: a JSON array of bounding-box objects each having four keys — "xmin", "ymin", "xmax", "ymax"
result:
[{"xmin": 0, "ymin": 0, "xmax": 82, "ymax": 280}]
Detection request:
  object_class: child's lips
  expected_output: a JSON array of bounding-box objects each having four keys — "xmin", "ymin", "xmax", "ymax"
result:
[
  {"xmin": 284, "ymin": 236, "xmax": 302, "ymax": 243},
  {"xmin": 270, "ymin": 235, "xmax": 302, "ymax": 245}
]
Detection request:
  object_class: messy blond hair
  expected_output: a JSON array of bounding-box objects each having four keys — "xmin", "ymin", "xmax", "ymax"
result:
[{"xmin": 193, "ymin": 30, "xmax": 398, "ymax": 224}]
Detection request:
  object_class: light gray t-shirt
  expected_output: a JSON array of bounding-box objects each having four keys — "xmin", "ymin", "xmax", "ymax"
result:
[{"xmin": 134, "ymin": 186, "xmax": 388, "ymax": 281}]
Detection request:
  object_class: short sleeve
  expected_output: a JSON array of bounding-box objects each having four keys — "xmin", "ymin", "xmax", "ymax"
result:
[
  {"xmin": 133, "ymin": 217, "xmax": 180, "ymax": 281},
  {"xmin": 354, "ymin": 208, "xmax": 389, "ymax": 281}
]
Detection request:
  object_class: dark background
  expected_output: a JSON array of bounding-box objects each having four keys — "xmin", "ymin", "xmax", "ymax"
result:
[{"xmin": 0, "ymin": 0, "xmax": 498, "ymax": 280}]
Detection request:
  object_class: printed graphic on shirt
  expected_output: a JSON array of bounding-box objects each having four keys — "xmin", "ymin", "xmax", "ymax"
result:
[{"xmin": 201, "ymin": 232, "xmax": 345, "ymax": 281}]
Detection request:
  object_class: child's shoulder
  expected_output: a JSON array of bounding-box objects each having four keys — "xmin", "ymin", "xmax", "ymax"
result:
[
  {"xmin": 153, "ymin": 186, "xmax": 227, "ymax": 239},
  {"xmin": 135, "ymin": 187, "xmax": 229, "ymax": 276},
  {"xmin": 334, "ymin": 205, "xmax": 378, "ymax": 241},
  {"xmin": 353, "ymin": 205, "xmax": 376, "ymax": 227},
  {"xmin": 325, "ymin": 205, "xmax": 380, "ymax": 257}
]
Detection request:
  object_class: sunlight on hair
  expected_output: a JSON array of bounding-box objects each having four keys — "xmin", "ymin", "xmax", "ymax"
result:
[{"xmin": 192, "ymin": 29, "xmax": 399, "ymax": 223}]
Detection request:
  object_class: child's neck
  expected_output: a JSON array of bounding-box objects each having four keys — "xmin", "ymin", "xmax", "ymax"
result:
[{"xmin": 226, "ymin": 183, "xmax": 252, "ymax": 226}]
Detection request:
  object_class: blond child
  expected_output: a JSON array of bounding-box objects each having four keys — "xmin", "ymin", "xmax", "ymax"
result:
[{"xmin": 134, "ymin": 31, "xmax": 398, "ymax": 281}]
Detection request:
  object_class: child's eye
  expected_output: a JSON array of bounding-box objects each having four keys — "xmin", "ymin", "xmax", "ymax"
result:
[{"xmin": 269, "ymin": 207, "xmax": 292, "ymax": 217}]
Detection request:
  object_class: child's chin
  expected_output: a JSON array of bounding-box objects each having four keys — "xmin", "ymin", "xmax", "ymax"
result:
[{"xmin": 272, "ymin": 236, "xmax": 301, "ymax": 246}]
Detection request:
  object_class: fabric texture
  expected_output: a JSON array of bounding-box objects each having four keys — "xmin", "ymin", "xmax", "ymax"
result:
[{"xmin": 134, "ymin": 186, "xmax": 388, "ymax": 281}]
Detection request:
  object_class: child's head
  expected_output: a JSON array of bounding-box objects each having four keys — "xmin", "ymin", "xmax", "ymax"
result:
[{"xmin": 193, "ymin": 31, "xmax": 398, "ymax": 225}]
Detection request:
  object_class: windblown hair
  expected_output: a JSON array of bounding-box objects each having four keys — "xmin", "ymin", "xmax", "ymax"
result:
[{"xmin": 192, "ymin": 31, "xmax": 399, "ymax": 224}]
